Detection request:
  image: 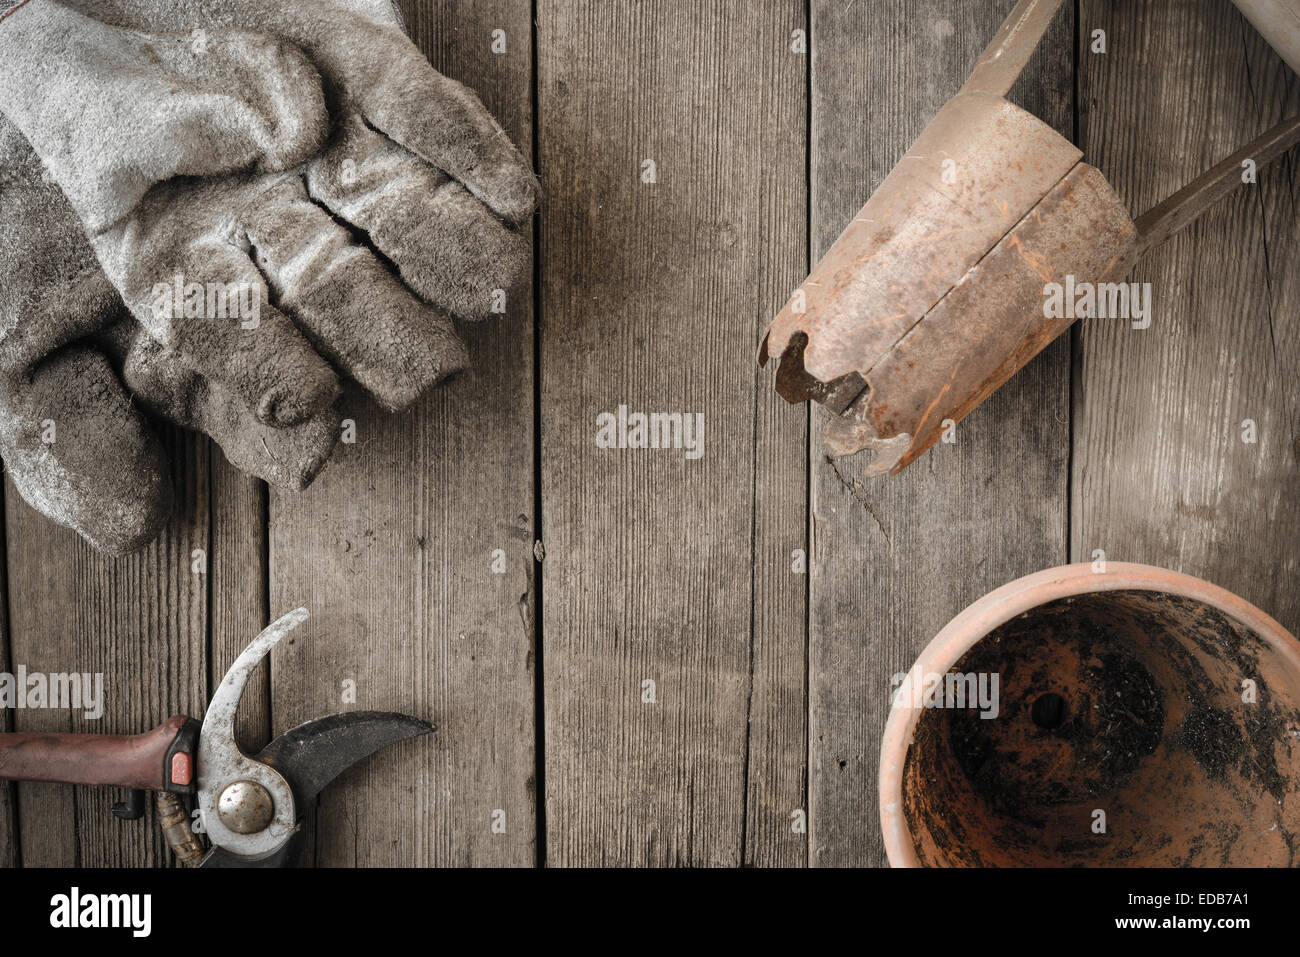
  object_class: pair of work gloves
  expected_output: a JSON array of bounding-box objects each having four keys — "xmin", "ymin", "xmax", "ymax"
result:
[{"xmin": 0, "ymin": 0, "xmax": 537, "ymax": 553}]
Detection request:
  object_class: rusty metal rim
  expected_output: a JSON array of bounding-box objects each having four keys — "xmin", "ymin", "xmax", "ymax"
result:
[{"xmin": 878, "ymin": 561, "xmax": 1300, "ymax": 868}]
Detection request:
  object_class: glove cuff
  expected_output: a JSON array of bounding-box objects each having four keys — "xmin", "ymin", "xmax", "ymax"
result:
[{"xmin": 0, "ymin": 4, "xmax": 329, "ymax": 232}]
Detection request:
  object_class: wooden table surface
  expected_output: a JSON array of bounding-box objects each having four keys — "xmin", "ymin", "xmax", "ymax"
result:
[{"xmin": 1, "ymin": 0, "xmax": 1295, "ymax": 867}]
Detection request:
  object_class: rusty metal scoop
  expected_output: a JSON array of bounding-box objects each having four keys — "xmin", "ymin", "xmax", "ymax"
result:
[{"xmin": 760, "ymin": 0, "xmax": 1300, "ymax": 475}]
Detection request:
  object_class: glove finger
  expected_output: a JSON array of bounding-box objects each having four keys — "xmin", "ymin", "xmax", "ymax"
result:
[
  {"xmin": 0, "ymin": 346, "xmax": 171, "ymax": 555},
  {"xmin": 102, "ymin": 321, "xmax": 342, "ymax": 491},
  {"xmin": 345, "ymin": 36, "xmax": 539, "ymax": 226},
  {"xmin": 306, "ymin": 117, "xmax": 530, "ymax": 321},
  {"xmin": 101, "ymin": 223, "xmax": 342, "ymax": 428},
  {"xmin": 243, "ymin": 176, "xmax": 470, "ymax": 411}
]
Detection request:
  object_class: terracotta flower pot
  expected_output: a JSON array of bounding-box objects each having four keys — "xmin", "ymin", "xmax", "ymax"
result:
[{"xmin": 880, "ymin": 563, "xmax": 1300, "ymax": 867}]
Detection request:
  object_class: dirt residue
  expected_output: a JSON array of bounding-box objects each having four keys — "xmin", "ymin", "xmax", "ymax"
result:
[{"xmin": 900, "ymin": 590, "xmax": 1300, "ymax": 866}]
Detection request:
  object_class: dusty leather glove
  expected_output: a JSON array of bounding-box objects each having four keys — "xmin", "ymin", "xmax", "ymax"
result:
[
  {"xmin": 3, "ymin": 0, "xmax": 537, "ymax": 425},
  {"xmin": 0, "ymin": 0, "xmax": 346, "ymax": 426},
  {"xmin": 0, "ymin": 116, "xmax": 340, "ymax": 554}
]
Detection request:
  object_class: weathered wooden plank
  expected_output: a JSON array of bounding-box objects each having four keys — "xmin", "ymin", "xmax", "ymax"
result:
[
  {"xmin": 538, "ymin": 0, "xmax": 808, "ymax": 866},
  {"xmin": 4, "ymin": 428, "xmax": 210, "ymax": 867},
  {"xmin": 806, "ymin": 0, "xmax": 1075, "ymax": 866},
  {"xmin": 1073, "ymin": 0, "xmax": 1299, "ymax": 630},
  {"xmin": 0, "ymin": 490, "xmax": 17, "ymax": 868},
  {"xmin": 744, "ymin": 9, "xmax": 812, "ymax": 868},
  {"xmin": 209, "ymin": 461, "xmax": 270, "ymax": 753},
  {"xmin": 269, "ymin": 0, "xmax": 537, "ymax": 867}
]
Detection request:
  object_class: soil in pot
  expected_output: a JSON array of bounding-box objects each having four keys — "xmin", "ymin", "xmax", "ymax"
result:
[{"xmin": 901, "ymin": 590, "xmax": 1300, "ymax": 866}]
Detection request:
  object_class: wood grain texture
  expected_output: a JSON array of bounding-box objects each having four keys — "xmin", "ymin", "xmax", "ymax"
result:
[
  {"xmin": 3, "ymin": 429, "xmax": 210, "ymax": 867},
  {"xmin": 268, "ymin": 0, "xmax": 538, "ymax": 867},
  {"xmin": 0, "ymin": 0, "xmax": 1294, "ymax": 871},
  {"xmin": 1073, "ymin": 0, "xmax": 1299, "ymax": 630},
  {"xmin": 806, "ymin": 0, "xmax": 1075, "ymax": 867},
  {"xmin": 0, "ymin": 488, "xmax": 16, "ymax": 867},
  {"xmin": 209, "ymin": 460, "xmax": 270, "ymax": 753},
  {"xmin": 743, "ymin": 7, "xmax": 811, "ymax": 868},
  {"xmin": 537, "ymin": 0, "xmax": 808, "ymax": 866}
]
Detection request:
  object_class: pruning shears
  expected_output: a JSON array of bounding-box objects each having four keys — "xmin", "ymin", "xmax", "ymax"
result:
[{"xmin": 0, "ymin": 609, "xmax": 431, "ymax": 867}]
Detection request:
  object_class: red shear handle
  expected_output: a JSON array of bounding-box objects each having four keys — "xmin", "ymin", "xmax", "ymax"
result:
[{"xmin": 0, "ymin": 715, "xmax": 190, "ymax": 790}]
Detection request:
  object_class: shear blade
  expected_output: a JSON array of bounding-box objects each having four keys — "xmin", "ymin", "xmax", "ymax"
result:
[
  {"xmin": 198, "ymin": 711, "xmax": 432, "ymax": 868},
  {"xmin": 257, "ymin": 711, "xmax": 434, "ymax": 806}
]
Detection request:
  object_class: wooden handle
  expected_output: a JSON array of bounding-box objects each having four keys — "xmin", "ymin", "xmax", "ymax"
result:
[{"xmin": 0, "ymin": 715, "xmax": 189, "ymax": 790}]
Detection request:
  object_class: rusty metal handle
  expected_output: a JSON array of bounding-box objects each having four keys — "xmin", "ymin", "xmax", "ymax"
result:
[
  {"xmin": 959, "ymin": 0, "xmax": 1067, "ymax": 97},
  {"xmin": 1134, "ymin": 114, "xmax": 1300, "ymax": 257},
  {"xmin": 0, "ymin": 715, "xmax": 190, "ymax": 790},
  {"xmin": 962, "ymin": 0, "xmax": 1300, "ymax": 259},
  {"xmin": 961, "ymin": 0, "xmax": 1299, "ymax": 99}
]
